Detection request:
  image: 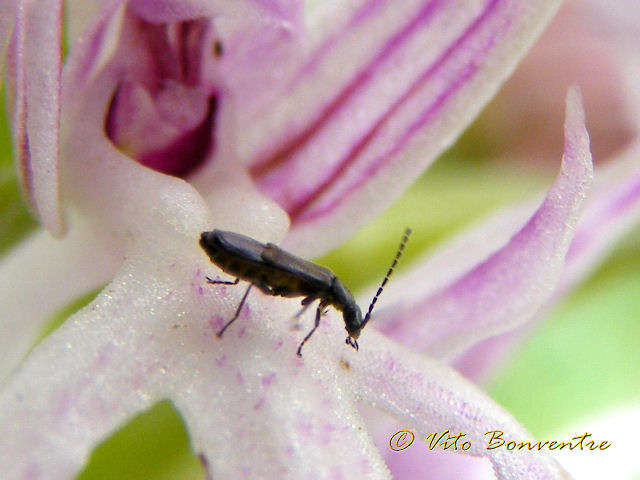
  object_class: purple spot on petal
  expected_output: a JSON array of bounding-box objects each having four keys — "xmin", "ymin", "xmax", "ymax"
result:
[
  {"xmin": 214, "ymin": 355, "xmax": 227, "ymax": 367},
  {"xmin": 297, "ymin": 421, "xmax": 313, "ymax": 437},
  {"xmin": 198, "ymin": 453, "xmax": 212, "ymax": 480},
  {"xmin": 261, "ymin": 372, "xmax": 276, "ymax": 387},
  {"xmin": 253, "ymin": 397, "xmax": 266, "ymax": 410},
  {"xmin": 236, "ymin": 372, "xmax": 244, "ymax": 384},
  {"xmin": 319, "ymin": 422, "xmax": 338, "ymax": 445},
  {"xmin": 324, "ymin": 422, "xmax": 337, "ymax": 433},
  {"xmin": 209, "ymin": 315, "xmax": 224, "ymax": 330},
  {"xmin": 330, "ymin": 466, "xmax": 344, "ymax": 480},
  {"xmin": 97, "ymin": 343, "xmax": 115, "ymax": 366}
]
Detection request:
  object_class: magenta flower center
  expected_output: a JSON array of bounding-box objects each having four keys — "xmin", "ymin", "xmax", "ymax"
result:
[{"xmin": 104, "ymin": 15, "xmax": 218, "ymax": 178}]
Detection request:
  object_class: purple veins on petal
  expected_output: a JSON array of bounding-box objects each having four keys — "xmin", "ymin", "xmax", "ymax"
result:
[
  {"xmin": 10, "ymin": 0, "xmax": 64, "ymax": 234},
  {"xmin": 250, "ymin": 0, "xmax": 519, "ymax": 222},
  {"xmin": 378, "ymin": 87, "xmax": 592, "ymax": 358}
]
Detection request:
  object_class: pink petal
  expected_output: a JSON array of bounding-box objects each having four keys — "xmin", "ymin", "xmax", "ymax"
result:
[
  {"xmin": 0, "ymin": 1, "xmax": 17, "ymax": 69},
  {"xmin": 350, "ymin": 332, "xmax": 572, "ymax": 480},
  {"xmin": 60, "ymin": 1, "xmax": 136, "ymax": 120},
  {"xmin": 59, "ymin": 1, "xmax": 291, "ymax": 240},
  {"xmin": 0, "ymin": 308, "xmax": 161, "ymax": 478},
  {"xmin": 375, "ymin": 87, "xmax": 592, "ymax": 359},
  {"xmin": 0, "ymin": 232, "xmax": 382, "ymax": 478},
  {"xmin": 429, "ymin": 133, "xmax": 640, "ymax": 385},
  {"xmin": 0, "ymin": 215, "xmax": 125, "ymax": 383},
  {"xmin": 10, "ymin": 0, "xmax": 64, "ymax": 235},
  {"xmin": 562, "ymin": 142, "xmax": 640, "ymax": 291},
  {"xmin": 128, "ymin": 0, "xmax": 302, "ymax": 25},
  {"xmin": 0, "ymin": 237, "xmax": 200, "ymax": 478},
  {"xmin": 232, "ymin": 0, "xmax": 563, "ymax": 256},
  {"xmin": 170, "ymin": 335, "xmax": 390, "ymax": 479}
]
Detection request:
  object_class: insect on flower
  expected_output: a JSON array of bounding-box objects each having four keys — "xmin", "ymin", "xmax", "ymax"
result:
[{"xmin": 200, "ymin": 228, "xmax": 411, "ymax": 356}]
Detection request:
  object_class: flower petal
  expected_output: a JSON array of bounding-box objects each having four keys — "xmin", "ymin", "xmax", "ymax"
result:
[
  {"xmin": 562, "ymin": 141, "xmax": 640, "ymax": 291},
  {"xmin": 9, "ymin": 0, "xmax": 63, "ymax": 235},
  {"xmin": 412, "ymin": 123, "xmax": 640, "ymax": 385},
  {"xmin": 0, "ymin": 1, "xmax": 17, "ymax": 71},
  {"xmin": 128, "ymin": 0, "xmax": 302, "ymax": 25},
  {"xmin": 0, "ymin": 233, "xmax": 201, "ymax": 478},
  {"xmin": 169, "ymin": 333, "xmax": 390, "ymax": 479},
  {"xmin": 59, "ymin": 3, "xmax": 290, "ymax": 241},
  {"xmin": 0, "ymin": 214, "xmax": 124, "ymax": 383},
  {"xmin": 0, "ymin": 87, "xmax": 292, "ymax": 480},
  {"xmin": 0, "ymin": 228, "xmax": 382, "ymax": 478},
  {"xmin": 375, "ymin": 87, "xmax": 592, "ymax": 359},
  {"xmin": 236, "ymin": 0, "xmax": 562, "ymax": 256},
  {"xmin": 349, "ymin": 332, "xmax": 572, "ymax": 480}
]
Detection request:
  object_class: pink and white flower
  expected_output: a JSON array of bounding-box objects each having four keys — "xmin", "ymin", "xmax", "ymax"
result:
[{"xmin": 1, "ymin": 1, "xmax": 639, "ymax": 479}]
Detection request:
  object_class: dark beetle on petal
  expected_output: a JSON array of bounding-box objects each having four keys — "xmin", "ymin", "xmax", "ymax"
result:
[{"xmin": 199, "ymin": 228, "xmax": 411, "ymax": 356}]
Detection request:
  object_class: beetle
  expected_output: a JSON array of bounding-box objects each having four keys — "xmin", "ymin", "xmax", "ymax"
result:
[{"xmin": 199, "ymin": 228, "xmax": 411, "ymax": 356}]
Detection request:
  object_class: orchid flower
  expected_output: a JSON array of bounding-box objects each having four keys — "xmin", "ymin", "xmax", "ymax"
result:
[{"xmin": 1, "ymin": 1, "xmax": 640, "ymax": 479}]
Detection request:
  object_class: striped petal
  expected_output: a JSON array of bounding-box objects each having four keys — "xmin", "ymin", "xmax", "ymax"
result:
[
  {"xmin": 128, "ymin": 0, "xmax": 302, "ymax": 24},
  {"xmin": 0, "ymin": 1, "xmax": 17, "ymax": 72},
  {"xmin": 350, "ymin": 332, "xmax": 572, "ymax": 480},
  {"xmin": 562, "ymin": 142, "xmax": 640, "ymax": 290},
  {"xmin": 374, "ymin": 88, "xmax": 592, "ymax": 359},
  {"xmin": 8, "ymin": 0, "xmax": 63, "ymax": 235},
  {"xmin": 230, "ymin": 0, "xmax": 562, "ymax": 256}
]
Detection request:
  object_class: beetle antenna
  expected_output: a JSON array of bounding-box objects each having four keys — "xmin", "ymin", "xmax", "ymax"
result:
[{"xmin": 361, "ymin": 228, "xmax": 411, "ymax": 328}]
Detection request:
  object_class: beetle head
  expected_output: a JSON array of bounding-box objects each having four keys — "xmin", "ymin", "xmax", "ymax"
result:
[{"xmin": 343, "ymin": 303, "xmax": 362, "ymax": 351}]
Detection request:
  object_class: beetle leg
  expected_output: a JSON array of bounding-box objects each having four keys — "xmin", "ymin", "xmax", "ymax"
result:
[
  {"xmin": 296, "ymin": 302, "xmax": 325, "ymax": 357},
  {"xmin": 207, "ymin": 276, "xmax": 239, "ymax": 285},
  {"xmin": 301, "ymin": 296, "xmax": 315, "ymax": 305},
  {"xmin": 216, "ymin": 284, "xmax": 252, "ymax": 338},
  {"xmin": 252, "ymin": 280, "xmax": 274, "ymax": 296},
  {"xmin": 293, "ymin": 296, "xmax": 316, "ymax": 318}
]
